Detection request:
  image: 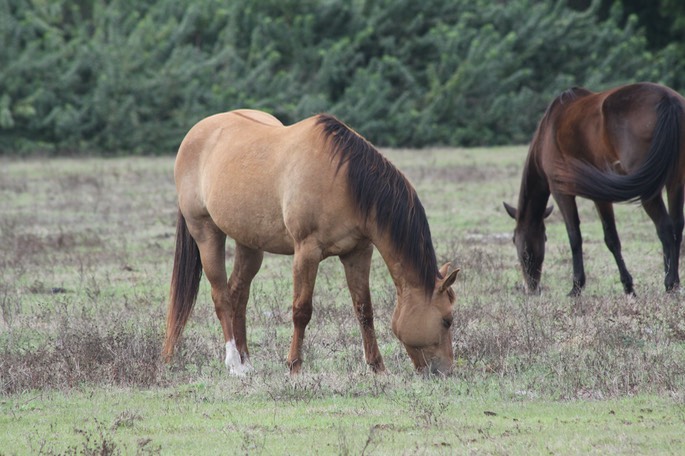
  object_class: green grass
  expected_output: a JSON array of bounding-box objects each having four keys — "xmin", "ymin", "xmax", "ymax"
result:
[
  {"xmin": 2, "ymin": 385, "xmax": 683, "ymax": 455},
  {"xmin": 1, "ymin": 148, "xmax": 685, "ymax": 454}
]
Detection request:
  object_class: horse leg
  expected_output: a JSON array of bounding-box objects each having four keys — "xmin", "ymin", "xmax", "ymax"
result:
[
  {"xmin": 594, "ymin": 201, "xmax": 635, "ymax": 295},
  {"xmin": 287, "ymin": 241, "xmax": 321, "ymax": 374},
  {"xmin": 225, "ymin": 243, "xmax": 264, "ymax": 374},
  {"xmin": 667, "ymin": 185, "xmax": 684, "ymax": 291},
  {"xmin": 553, "ymin": 193, "xmax": 585, "ymax": 296},
  {"xmin": 642, "ymin": 196, "xmax": 678, "ymax": 291},
  {"xmin": 186, "ymin": 220, "xmax": 243, "ymax": 373},
  {"xmin": 340, "ymin": 244, "xmax": 385, "ymax": 373}
]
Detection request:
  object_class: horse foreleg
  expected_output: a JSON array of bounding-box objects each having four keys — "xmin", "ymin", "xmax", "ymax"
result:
[
  {"xmin": 340, "ymin": 244, "xmax": 385, "ymax": 373},
  {"xmin": 225, "ymin": 243, "xmax": 263, "ymax": 374},
  {"xmin": 554, "ymin": 194, "xmax": 585, "ymax": 296},
  {"xmin": 594, "ymin": 202, "xmax": 635, "ymax": 295},
  {"xmin": 642, "ymin": 196, "xmax": 679, "ymax": 291},
  {"xmin": 287, "ymin": 242, "xmax": 321, "ymax": 374}
]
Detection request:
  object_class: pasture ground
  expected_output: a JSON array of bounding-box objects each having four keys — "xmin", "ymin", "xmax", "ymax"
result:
[{"xmin": 1, "ymin": 148, "xmax": 684, "ymax": 454}]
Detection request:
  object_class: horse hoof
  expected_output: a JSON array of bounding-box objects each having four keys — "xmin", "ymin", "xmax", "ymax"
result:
[
  {"xmin": 229, "ymin": 363, "xmax": 253, "ymax": 377},
  {"xmin": 225, "ymin": 341, "xmax": 253, "ymax": 376},
  {"xmin": 567, "ymin": 288, "xmax": 582, "ymax": 298},
  {"xmin": 368, "ymin": 360, "xmax": 386, "ymax": 374},
  {"xmin": 226, "ymin": 359, "xmax": 253, "ymax": 377},
  {"xmin": 287, "ymin": 359, "xmax": 302, "ymax": 375}
]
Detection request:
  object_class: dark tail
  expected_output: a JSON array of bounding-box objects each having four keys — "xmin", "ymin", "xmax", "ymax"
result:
[
  {"xmin": 561, "ymin": 95, "xmax": 682, "ymax": 202},
  {"xmin": 162, "ymin": 210, "xmax": 203, "ymax": 361}
]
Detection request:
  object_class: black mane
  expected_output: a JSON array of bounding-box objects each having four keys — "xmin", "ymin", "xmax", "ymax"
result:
[
  {"xmin": 520, "ymin": 86, "xmax": 594, "ymax": 218},
  {"xmin": 535, "ymin": 87, "xmax": 592, "ymax": 132},
  {"xmin": 316, "ymin": 114, "xmax": 439, "ymax": 294}
]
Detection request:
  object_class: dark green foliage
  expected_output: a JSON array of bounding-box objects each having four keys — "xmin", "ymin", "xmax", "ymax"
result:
[{"xmin": 0, "ymin": 0, "xmax": 679, "ymax": 154}]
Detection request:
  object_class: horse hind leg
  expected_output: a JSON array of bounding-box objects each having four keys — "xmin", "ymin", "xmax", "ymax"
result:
[
  {"xmin": 226, "ymin": 243, "xmax": 264, "ymax": 373},
  {"xmin": 667, "ymin": 185, "xmax": 684, "ymax": 291},
  {"xmin": 340, "ymin": 244, "xmax": 386, "ymax": 373},
  {"xmin": 186, "ymin": 219, "xmax": 251, "ymax": 375},
  {"xmin": 594, "ymin": 202, "xmax": 635, "ymax": 295},
  {"xmin": 642, "ymin": 196, "xmax": 679, "ymax": 291}
]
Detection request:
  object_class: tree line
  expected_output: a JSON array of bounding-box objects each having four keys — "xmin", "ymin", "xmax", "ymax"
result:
[{"xmin": 1, "ymin": 0, "xmax": 683, "ymax": 155}]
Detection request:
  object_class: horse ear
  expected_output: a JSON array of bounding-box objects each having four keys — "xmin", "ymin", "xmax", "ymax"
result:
[
  {"xmin": 503, "ymin": 202, "xmax": 517, "ymax": 219},
  {"xmin": 544, "ymin": 205, "xmax": 554, "ymax": 218},
  {"xmin": 439, "ymin": 268, "xmax": 460, "ymax": 293},
  {"xmin": 438, "ymin": 262, "xmax": 451, "ymax": 277}
]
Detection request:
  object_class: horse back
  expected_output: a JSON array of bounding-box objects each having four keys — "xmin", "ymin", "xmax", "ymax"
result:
[
  {"xmin": 174, "ymin": 110, "xmax": 364, "ymax": 255},
  {"xmin": 540, "ymin": 83, "xmax": 685, "ymax": 176}
]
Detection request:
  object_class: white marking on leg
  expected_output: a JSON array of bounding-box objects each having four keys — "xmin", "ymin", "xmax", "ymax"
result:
[{"xmin": 225, "ymin": 340, "xmax": 253, "ymax": 376}]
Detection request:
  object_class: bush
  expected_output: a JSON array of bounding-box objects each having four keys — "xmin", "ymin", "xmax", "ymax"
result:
[{"xmin": 0, "ymin": 0, "xmax": 678, "ymax": 154}]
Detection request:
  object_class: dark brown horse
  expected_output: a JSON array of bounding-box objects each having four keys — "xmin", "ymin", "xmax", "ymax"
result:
[
  {"xmin": 504, "ymin": 82, "xmax": 685, "ymax": 296},
  {"xmin": 163, "ymin": 109, "xmax": 459, "ymax": 375}
]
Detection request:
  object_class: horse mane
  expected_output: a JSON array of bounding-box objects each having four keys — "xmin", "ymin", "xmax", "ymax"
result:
[
  {"xmin": 316, "ymin": 114, "xmax": 439, "ymax": 294},
  {"xmin": 535, "ymin": 87, "xmax": 591, "ymax": 140},
  {"xmin": 517, "ymin": 87, "xmax": 592, "ymax": 220},
  {"xmin": 517, "ymin": 87, "xmax": 594, "ymax": 219},
  {"xmin": 557, "ymin": 86, "xmax": 591, "ymax": 105}
]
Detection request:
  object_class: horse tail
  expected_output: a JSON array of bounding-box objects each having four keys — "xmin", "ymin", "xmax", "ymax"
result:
[
  {"xmin": 162, "ymin": 210, "xmax": 203, "ymax": 361},
  {"xmin": 561, "ymin": 95, "xmax": 682, "ymax": 202}
]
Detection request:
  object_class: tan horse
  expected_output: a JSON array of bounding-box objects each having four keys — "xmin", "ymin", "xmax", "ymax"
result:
[{"xmin": 163, "ymin": 109, "xmax": 459, "ymax": 375}]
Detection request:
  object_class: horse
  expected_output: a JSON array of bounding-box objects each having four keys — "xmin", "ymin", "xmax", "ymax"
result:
[
  {"xmin": 504, "ymin": 82, "xmax": 685, "ymax": 297},
  {"xmin": 162, "ymin": 109, "xmax": 459, "ymax": 375}
]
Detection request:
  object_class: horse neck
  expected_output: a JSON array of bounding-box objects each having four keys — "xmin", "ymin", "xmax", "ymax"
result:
[
  {"xmin": 517, "ymin": 149, "xmax": 551, "ymax": 224},
  {"xmin": 368, "ymin": 226, "xmax": 427, "ymax": 296}
]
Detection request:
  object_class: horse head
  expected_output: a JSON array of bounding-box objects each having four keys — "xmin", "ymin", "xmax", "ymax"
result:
[
  {"xmin": 391, "ymin": 263, "xmax": 459, "ymax": 375},
  {"xmin": 504, "ymin": 202, "xmax": 553, "ymax": 294}
]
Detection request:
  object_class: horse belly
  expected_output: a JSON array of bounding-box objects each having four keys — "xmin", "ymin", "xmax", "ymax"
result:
[{"xmin": 209, "ymin": 198, "xmax": 295, "ymax": 254}]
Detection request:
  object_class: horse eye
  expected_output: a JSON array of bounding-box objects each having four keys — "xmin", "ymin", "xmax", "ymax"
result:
[{"xmin": 442, "ymin": 317, "xmax": 453, "ymax": 329}]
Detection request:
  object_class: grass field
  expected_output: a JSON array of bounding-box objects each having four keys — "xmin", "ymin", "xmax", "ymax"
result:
[{"xmin": 1, "ymin": 147, "xmax": 684, "ymax": 455}]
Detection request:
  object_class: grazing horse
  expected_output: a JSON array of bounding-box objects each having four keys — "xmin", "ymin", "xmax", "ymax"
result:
[
  {"xmin": 163, "ymin": 109, "xmax": 459, "ymax": 375},
  {"xmin": 504, "ymin": 82, "xmax": 685, "ymax": 296}
]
